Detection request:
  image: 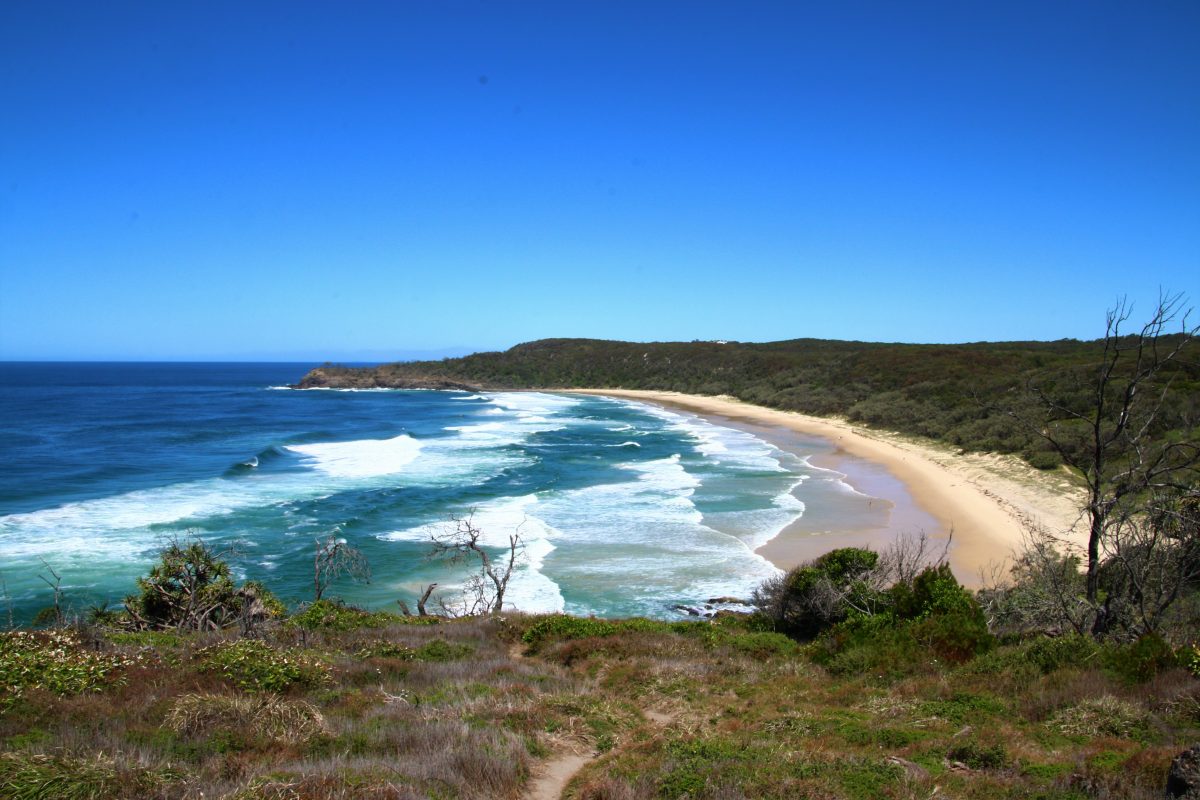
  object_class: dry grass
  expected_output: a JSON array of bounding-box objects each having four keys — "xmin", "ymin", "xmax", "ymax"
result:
[
  {"xmin": 166, "ymin": 693, "xmax": 329, "ymax": 743},
  {"xmin": 1051, "ymin": 695, "xmax": 1151, "ymax": 738}
]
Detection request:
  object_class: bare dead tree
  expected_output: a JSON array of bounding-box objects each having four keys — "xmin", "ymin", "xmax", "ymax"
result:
[
  {"xmin": 312, "ymin": 534, "xmax": 371, "ymax": 602},
  {"xmin": 427, "ymin": 515, "xmax": 523, "ymax": 615},
  {"xmin": 1099, "ymin": 490, "xmax": 1200, "ymax": 637},
  {"xmin": 1015, "ymin": 292, "xmax": 1198, "ymax": 633},
  {"xmin": 0, "ymin": 571, "xmax": 15, "ymax": 630},
  {"xmin": 977, "ymin": 525, "xmax": 1095, "ymax": 636},
  {"xmin": 417, "ymin": 583, "xmax": 438, "ymax": 617},
  {"xmin": 37, "ymin": 559, "xmax": 65, "ymax": 627},
  {"xmin": 874, "ymin": 529, "xmax": 952, "ymax": 587}
]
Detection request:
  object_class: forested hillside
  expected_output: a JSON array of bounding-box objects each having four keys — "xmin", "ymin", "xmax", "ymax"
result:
[{"xmin": 299, "ymin": 335, "xmax": 1199, "ymax": 469}]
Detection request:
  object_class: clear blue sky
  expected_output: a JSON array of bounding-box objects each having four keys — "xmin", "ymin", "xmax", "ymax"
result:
[{"xmin": 2, "ymin": 1, "xmax": 1197, "ymax": 360}]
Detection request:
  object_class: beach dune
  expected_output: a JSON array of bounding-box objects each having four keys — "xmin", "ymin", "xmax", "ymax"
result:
[{"xmin": 571, "ymin": 390, "xmax": 1088, "ymax": 588}]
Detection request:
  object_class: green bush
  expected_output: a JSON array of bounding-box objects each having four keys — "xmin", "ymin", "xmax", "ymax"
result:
[
  {"xmin": 811, "ymin": 566, "xmax": 992, "ymax": 674},
  {"xmin": 124, "ymin": 540, "xmax": 239, "ymax": 629},
  {"xmin": 195, "ymin": 640, "xmax": 329, "ymax": 692},
  {"xmin": 0, "ymin": 630, "xmax": 139, "ymax": 704},
  {"xmin": 520, "ymin": 615, "xmax": 683, "ymax": 647},
  {"xmin": 414, "ymin": 639, "xmax": 474, "ymax": 661},
  {"xmin": 1186, "ymin": 643, "xmax": 1200, "ymax": 677},
  {"xmin": 813, "ymin": 616, "xmax": 926, "ymax": 677},
  {"xmin": 947, "ymin": 740, "xmax": 1009, "ymax": 770},
  {"xmin": 723, "ymin": 631, "xmax": 799, "ymax": 659},
  {"xmin": 754, "ymin": 548, "xmax": 882, "ymax": 638},
  {"xmin": 288, "ymin": 600, "xmax": 402, "ymax": 632},
  {"xmin": 1024, "ymin": 633, "xmax": 1100, "ymax": 674},
  {"xmin": 890, "ymin": 563, "xmax": 979, "ymax": 620},
  {"xmin": 910, "ymin": 611, "xmax": 994, "ymax": 663},
  {"xmin": 1103, "ymin": 633, "xmax": 1178, "ymax": 682},
  {"xmin": 120, "ymin": 540, "xmax": 285, "ymax": 632}
]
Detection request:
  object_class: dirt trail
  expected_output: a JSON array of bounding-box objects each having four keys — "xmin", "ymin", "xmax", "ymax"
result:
[
  {"xmin": 512, "ymin": 642, "xmax": 677, "ymax": 800},
  {"xmin": 524, "ymin": 752, "xmax": 594, "ymax": 800}
]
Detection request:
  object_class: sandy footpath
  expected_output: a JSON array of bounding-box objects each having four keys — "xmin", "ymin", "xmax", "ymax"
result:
[{"xmin": 565, "ymin": 389, "xmax": 1087, "ymax": 586}]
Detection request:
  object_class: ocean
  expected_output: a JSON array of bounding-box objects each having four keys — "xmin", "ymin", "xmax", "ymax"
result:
[{"xmin": 0, "ymin": 363, "xmax": 862, "ymax": 622}]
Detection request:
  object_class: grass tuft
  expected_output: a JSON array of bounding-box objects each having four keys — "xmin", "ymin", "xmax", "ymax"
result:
[{"xmin": 166, "ymin": 692, "xmax": 329, "ymax": 743}]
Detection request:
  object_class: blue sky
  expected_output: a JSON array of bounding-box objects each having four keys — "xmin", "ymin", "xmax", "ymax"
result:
[{"xmin": 2, "ymin": 1, "xmax": 1197, "ymax": 360}]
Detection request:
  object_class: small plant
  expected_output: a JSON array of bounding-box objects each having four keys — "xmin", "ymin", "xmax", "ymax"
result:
[
  {"xmin": 415, "ymin": 639, "xmax": 474, "ymax": 661},
  {"xmin": 947, "ymin": 740, "xmax": 1009, "ymax": 770},
  {"xmin": 195, "ymin": 639, "xmax": 329, "ymax": 692},
  {"xmin": 1186, "ymin": 642, "xmax": 1200, "ymax": 677}
]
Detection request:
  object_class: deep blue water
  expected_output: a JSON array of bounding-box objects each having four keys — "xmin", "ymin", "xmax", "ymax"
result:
[{"xmin": 0, "ymin": 362, "xmax": 818, "ymax": 621}]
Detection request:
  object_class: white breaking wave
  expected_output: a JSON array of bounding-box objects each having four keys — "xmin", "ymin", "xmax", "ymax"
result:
[
  {"xmin": 0, "ymin": 476, "xmax": 302, "ymax": 561},
  {"xmin": 525, "ymin": 454, "xmax": 782, "ymax": 617},
  {"xmin": 287, "ymin": 434, "xmax": 423, "ymax": 478}
]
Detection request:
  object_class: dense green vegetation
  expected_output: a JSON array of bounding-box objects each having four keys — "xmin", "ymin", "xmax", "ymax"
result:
[{"xmin": 300, "ymin": 334, "xmax": 1199, "ymax": 470}]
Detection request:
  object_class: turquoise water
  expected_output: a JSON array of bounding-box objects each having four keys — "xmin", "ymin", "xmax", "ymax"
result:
[{"xmin": 0, "ymin": 363, "xmax": 834, "ymax": 621}]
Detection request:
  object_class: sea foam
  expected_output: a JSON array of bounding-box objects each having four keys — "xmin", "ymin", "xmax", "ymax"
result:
[{"xmin": 286, "ymin": 434, "xmax": 423, "ymax": 478}]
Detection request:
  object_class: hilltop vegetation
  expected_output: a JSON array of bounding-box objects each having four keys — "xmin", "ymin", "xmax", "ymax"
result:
[
  {"xmin": 4, "ymin": 536, "xmax": 1199, "ymax": 799},
  {"xmin": 3, "ymin": 601, "xmax": 1199, "ymax": 799},
  {"xmin": 299, "ymin": 333, "xmax": 1199, "ymax": 470}
]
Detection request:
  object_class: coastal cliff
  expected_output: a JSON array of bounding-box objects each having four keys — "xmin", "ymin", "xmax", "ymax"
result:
[{"xmin": 295, "ymin": 365, "xmax": 484, "ymax": 392}]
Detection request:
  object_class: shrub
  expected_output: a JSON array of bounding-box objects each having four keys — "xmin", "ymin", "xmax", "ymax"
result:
[
  {"xmin": 1186, "ymin": 643, "xmax": 1200, "ymax": 677},
  {"xmin": 289, "ymin": 599, "xmax": 402, "ymax": 631},
  {"xmin": 520, "ymin": 615, "xmax": 681, "ymax": 648},
  {"xmin": 910, "ymin": 611, "xmax": 994, "ymax": 663},
  {"xmin": 890, "ymin": 564, "xmax": 979, "ymax": 620},
  {"xmin": 813, "ymin": 615, "xmax": 926, "ymax": 677},
  {"xmin": 947, "ymin": 740, "xmax": 1009, "ymax": 770},
  {"xmin": 166, "ymin": 692, "xmax": 328, "ymax": 743},
  {"xmin": 195, "ymin": 640, "xmax": 329, "ymax": 692},
  {"xmin": 752, "ymin": 548, "xmax": 881, "ymax": 638},
  {"xmin": 1104, "ymin": 633, "xmax": 1177, "ymax": 682},
  {"xmin": 1024, "ymin": 633, "xmax": 1101, "ymax": 674},
  {"xmin": 0, "ymin": 630, "xmax": 138, "ymax": 704},
  {"xmin": 415, "ymin": 639, "xmax": 474, "ymax": 661}
]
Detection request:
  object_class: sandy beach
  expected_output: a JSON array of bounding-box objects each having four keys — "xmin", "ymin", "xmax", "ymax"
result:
[{"xmin": 568, "ymin": 389, "xmax": 1088, "ymax": 587}]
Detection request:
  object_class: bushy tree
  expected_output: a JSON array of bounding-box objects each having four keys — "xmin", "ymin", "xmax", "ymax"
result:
[
  {"xmin": 123, "ymin": 538, "xmax": 282, "ymax": 631},
  {"xmin": 752, "ymin": 547, "xmax": 881, "ymax": 637}
]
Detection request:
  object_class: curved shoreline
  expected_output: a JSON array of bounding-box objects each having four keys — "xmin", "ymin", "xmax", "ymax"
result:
[{"xmin": 565, "ymin": 389, "xmax": 1087, "ymax": 587}]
